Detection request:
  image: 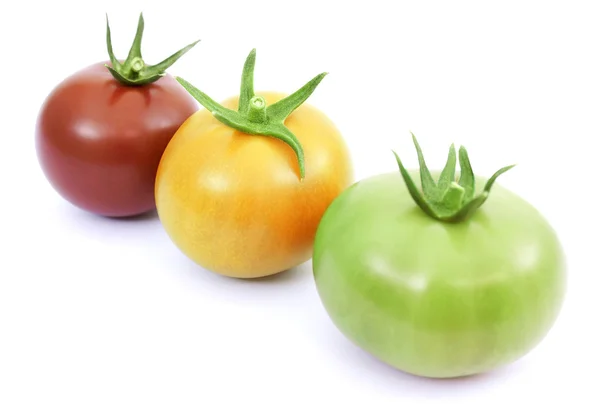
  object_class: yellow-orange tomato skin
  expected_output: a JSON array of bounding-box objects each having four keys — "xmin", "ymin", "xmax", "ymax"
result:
[{"xmin": 155, "ymin": 92, "xmax": 354, "ymax": 278}]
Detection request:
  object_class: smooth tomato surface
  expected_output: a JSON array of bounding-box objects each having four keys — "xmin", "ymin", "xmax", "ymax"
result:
[
  {"xmin": 36, "ymin": 62, "xmax": 198, "ymax": 217},
  {"xmin": 155, "ymin": 92, "xmax": 354, "ymax": 278},
  {"xmin": 313, "ymin": 171, "xmax": 566, "ymax": 378}
]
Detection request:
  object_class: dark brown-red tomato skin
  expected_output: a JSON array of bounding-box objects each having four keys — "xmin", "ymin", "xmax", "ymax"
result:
[{"xmin": 35, "ymin": 61, "xmax": 199, "ymax": 217}]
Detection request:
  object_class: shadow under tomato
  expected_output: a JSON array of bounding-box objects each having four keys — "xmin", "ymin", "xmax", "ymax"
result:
[
  {"xmin": 199, "ymin": 259, "xmax": 310, "ymax": 290},
  {"xmin": 213, "ymin": 263, "xmax": 309, "ymax": 285},
  {"xmin": 55, "ymin": 201, "xmax": 162, "ymax": 244},
  {"xmin": 311, "ymin": 316, "xmax": 527, "ymax": 397},
  {"xmin": 165, "ymin": 247, "xmax": 314, "ymax": 306},
  {"xmin": 58, "ymin": 201, "xmax": 159, "ymax": 223},
  {"xmin": 104, "ymin": 209, "xmax": 159, "ymax": 222}
]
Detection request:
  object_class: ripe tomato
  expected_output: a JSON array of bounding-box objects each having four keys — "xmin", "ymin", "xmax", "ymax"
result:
[
  {"xmin": 155, "ymin": 50, "xmax": 353, "ymax": 278},
  {"xmin": 312, "ymin": 134, "xmax": 566, "ymax": 378},
  {"xmin": 35, "ymin": 14, "xmax": 199, "ymax": 217}
]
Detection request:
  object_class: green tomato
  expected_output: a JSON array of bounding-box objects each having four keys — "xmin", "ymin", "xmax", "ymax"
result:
[{"xmin": 312, "ymin": 138, "xmax": 566, "ymax": 379}]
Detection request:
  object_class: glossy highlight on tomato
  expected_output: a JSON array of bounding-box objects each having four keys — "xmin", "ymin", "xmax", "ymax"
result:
[
  {"xmin": 312, "ymin": 134, "xmax": 566, "ymax": 378},
  {"xmin": 155, "ymin": 49, "xmax": 354, "ymax": 278},
  {"xmin": 35, "ymin": 14, "xmax": 199, "ymax": 217}
]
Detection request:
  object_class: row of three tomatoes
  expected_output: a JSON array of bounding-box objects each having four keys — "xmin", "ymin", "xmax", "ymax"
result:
[{"xmin": 35, "ymin": 14, "xmax": 566, "ymax": 379}]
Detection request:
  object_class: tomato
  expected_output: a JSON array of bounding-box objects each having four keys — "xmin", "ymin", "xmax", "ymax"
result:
[
  {"xmin": 155, "ymin": 49, "xmax": 353, "ymax": 278},
  {"xmin": 312, "ymin": 134, "xmax": 566, "ymax": 378},
  {"xmin": 35, "ymin": 14, "xmax": 199, "ymax": 217}
]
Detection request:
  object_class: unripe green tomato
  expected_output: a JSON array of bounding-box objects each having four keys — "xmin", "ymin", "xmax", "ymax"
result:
[{"xmin": 313, "ymin": 166, "xmax": 566, "ymax": 378}]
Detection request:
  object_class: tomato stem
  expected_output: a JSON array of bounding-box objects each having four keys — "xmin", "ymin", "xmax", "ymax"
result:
[
  {"xmin": 130, "ymin": 57, "xmax": 145, "ymax": 74},
  {"xmin": 175, "ymin": 48, "xmax": 328, "ymax": 180},
  {"xmin": 104, "ymin": 13, "xmax": 200, "ymax": 87},
  {"xmin": 440, "ymin": 183, "xmax": 466, "ymax": 211},
  {"xmin": 247, "ymin": 96, "xmax": 268, "ymax": 123},
  {"xmin": 393, "ymin": 133, "xmax": 515, "ymax": 223}
]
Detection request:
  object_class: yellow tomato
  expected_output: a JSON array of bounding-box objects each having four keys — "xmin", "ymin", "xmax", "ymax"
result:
[{"xmin": 155, "ymin": 91, "xmax": 353, "ymax": 278}]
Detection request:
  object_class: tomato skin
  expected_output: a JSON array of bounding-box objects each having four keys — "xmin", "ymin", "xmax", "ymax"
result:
[
  {"xmin": 35, "ymin": 62, "xmax": 198, "ymax": 217},
  {"xmin": 313, "ymin": 171, "xmax": 566, "ymax": 378},
  {"xmin": 155, "ymin": 92, "xmax": 354, "ymax": 278}
]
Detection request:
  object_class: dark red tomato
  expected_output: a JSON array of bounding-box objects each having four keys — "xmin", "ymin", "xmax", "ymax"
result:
[
  {"xmin": 36, "ymin": 62, "xmax": 198, "ymax": 217},
  {"xmin": 35, "ymin": 14, "xmax": 200, "ymax": 217}
]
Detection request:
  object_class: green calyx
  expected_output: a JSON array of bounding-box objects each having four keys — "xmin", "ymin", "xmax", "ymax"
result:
[
  {"xmin": 175, "ymin": 49, "xmax": 328, "ymax": 180},
  {"xmin": 105, "ymin": 13, "xmax": 200, "ymax": 86},
  {"xmin": 393, "ymin": 133, "xmax": 515, "ymax": 223}
]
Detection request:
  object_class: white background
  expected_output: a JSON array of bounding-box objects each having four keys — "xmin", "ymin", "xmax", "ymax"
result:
[{"xmin": 1, "ymin": 0, "xmax": 598, "ymax": 413}]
